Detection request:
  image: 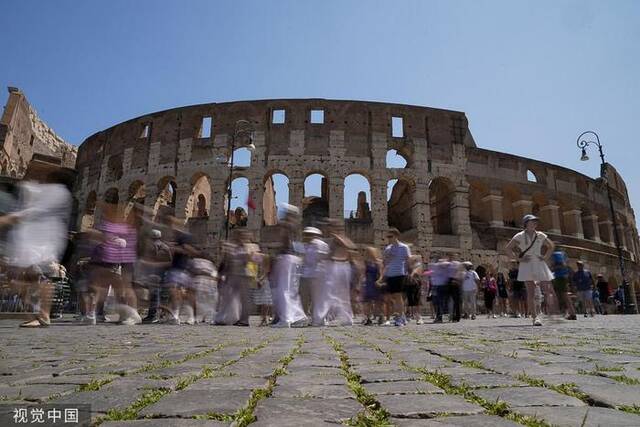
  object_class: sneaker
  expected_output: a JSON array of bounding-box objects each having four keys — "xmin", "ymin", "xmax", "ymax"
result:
[
  {"xmin": 492, "ymin": 314, "xmax": 497, "ymax": 319},
  {"xmin": 184, "ymin": 317, "xmax": 196, "ymax": 325},
  {"xmin": 516, "ymin": 313, "xmax": 522, "ymax": 318},
  {"xmin": 382, "ymin": 320, "xmax": 392, "ymax": 326},
  {"xmin": 377, "ymin": 316, "xmax": 384, "ymax": 325},
  {"xmin": 584, "ymin": 313, "xmax": 588, "ymax": 318},
  {"xmin": 394, "ymin": 317, "xmax": 403, "ymax": 327},
  {"xmin": 566, "ymin": 314, "xmax": 577, "ymax": 320},
  {"xmin": 470, "ymin": 314, "xmax": 476, "ymax": 320},
  {"xmin": 416, "ymin": 318, "xmax": 424, "ymax": 325},
  {"xmin": 83, "ymin": 316, "xmax": 96, "ymax": 325},
  {"xmin": 433, "ymin": 317, "xmax": 443, "ymax": 324},
  {"xmin": 533, "ymin": 316, "xmax": 543, "ymax": 326},
  {"xmin": 272, "ymin": 321, "xmax": 291, "ymax": 328}
]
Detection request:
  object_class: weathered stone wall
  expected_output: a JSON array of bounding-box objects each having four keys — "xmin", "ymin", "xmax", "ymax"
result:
[
  {"xmin": 73, "ymin": 98, "xmax": 640, "ymax": 298},
  {"xmin": 0, "ymin": 87, "xmax": 77, "ymax": 178}
]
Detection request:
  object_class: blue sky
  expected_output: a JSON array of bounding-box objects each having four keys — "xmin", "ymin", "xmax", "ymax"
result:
[{"xmin": 1, "ymin": 0, "xmax": 639, "ymax": 217}]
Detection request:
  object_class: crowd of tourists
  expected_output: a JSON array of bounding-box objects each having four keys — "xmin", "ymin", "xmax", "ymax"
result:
[{"xmin": 0, "ymin": 176, "xmax": 623, "ymax": 328}]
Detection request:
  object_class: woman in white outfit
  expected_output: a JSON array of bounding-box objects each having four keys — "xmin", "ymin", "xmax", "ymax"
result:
[
  {"xmin": 505, "ymin": 214, "xmax": 556, "ymax": 326},
  {"xmin": 311, "ymin": 233, "xmax": 354, "ymax": 326}
]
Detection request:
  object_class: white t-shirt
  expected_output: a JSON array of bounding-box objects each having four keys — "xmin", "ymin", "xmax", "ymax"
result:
[
  {"xmin": 512, "ymin": 230, "xmax": 548, "ymax": 259},
  {"xmin": 462, "ymin": 270, "xmax": 480, "ymax": 292},
  {"xmin": 302, "ymin": 238, "xmax": 329, "ymax": 278}
]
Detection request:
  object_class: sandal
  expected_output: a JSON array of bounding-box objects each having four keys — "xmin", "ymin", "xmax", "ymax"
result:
[{"xmin": 20, "ymin": 317, "xmax": 50, "ymax": 328}]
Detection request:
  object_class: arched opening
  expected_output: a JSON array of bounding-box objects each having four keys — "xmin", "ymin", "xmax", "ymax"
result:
[
  {"xmin": 81, "ymin": 191, "xmax": 97, "ymax": 231},
  {"xmin": 263, "ymin": 172, "xmax": 289, "ymax": 226},
  {"xmin": 429, "ymin": 177, "xmax": 455, "ymax": 235},
  {"xmin": 526, "ymin": 170, "xmax": 538, "ymax": 183},
  {"xmin": 581, "ymin": 207, "xmax": 595, "ymax": 240},
  {"xmin": 343, "ymin": 174, "xmax": 371, "ymax": 220},
  {"xmin": 598, "ymin": 212, "xmax": 612, "ymax": 244},
  {"xmin": 232, "ymin": 147, "xmax": 252, "ymax": 168},
  {"xmin": 386, "ymin": 149, "xmax": 408, "ymax": 168},
  {"xmin": 468, "ymin": 180, "xmax": 490, "ymax": 225},
  {"xmin": 186, "ymin": 174, "xmax": 211, "ymax": 218},
  {"xmin": 124, "ymin": 181, "xmax": 145, "ymax": 222},
  {"xmin": 303, "ymin": 173, "xmax": 329, "ymax": 227},
  {"xmin": 387, "ymin": 178, "xmax": 414, "ymax": 232},
  {"xmin": 154, "ymin": 177, "xmax": 177, "ymax": 220},
  {"xmin": 225, "ymin": 177, "xmax": 249, "ymax": 229},
  {"xmin": 502, "ymin": 185, "xmax": 521, "ymax": 228},
  {"xmin": 531, "ymin": 192, "xmax": 548, "ymax": 231}
]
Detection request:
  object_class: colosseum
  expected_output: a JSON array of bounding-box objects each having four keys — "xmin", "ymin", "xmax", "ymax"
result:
[{"xmin": 73, "ymin": 99, "xmax": 640, "ymax": 303}]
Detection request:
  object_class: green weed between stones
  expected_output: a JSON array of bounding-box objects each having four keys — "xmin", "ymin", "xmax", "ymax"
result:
[
  {"xmin": 400, "ymin": 364, "xmax": 552, "ymax": 427},
  {"xmin": 102, "ymin": 387, "xmax": 170, "ymax": 421},
  {"xmin": 618, "ymin": 405, "xmax": 640, "ymax": 415},
  {"xmin": 232, "ymin": 334, "xmax": 306, "ymax": 427},
  {"xmin": 325, "ymin": 334, "xmax": 391, "ymax": 427},
  {"xmin": 516, "ymin": 374, "xmax": 591, "ymax": 403},
  {"xmin": 76, "ymin": 378, "xmax": 114, "ymax": 392},
  {"xmin": 92, "ymin": 337, "xmax": 276, "ymax": 426}
]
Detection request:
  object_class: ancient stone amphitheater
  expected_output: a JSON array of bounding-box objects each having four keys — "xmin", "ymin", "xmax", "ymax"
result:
[{"xmin": 74, "ymin": 99, "xmax": 640, "ymax": 297}]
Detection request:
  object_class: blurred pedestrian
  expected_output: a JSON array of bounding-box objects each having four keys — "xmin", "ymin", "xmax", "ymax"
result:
[{"xmin": 461, "ymin": 262, "xmax": 479, "ymax": 320}]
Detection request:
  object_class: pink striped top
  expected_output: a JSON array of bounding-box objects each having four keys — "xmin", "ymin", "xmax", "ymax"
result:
[{"xmin": 96, "ymin": 221, "xmax": 138, "ymax": 264}]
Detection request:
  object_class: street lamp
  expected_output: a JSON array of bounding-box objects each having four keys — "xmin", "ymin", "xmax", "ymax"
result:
[
  {"xmin": 219, "ymin": 119, "xmax": 255, "ymax": 240},
  {"xmin": 576, "ymin": 130, "xmax": 636, "ymax": 314}
]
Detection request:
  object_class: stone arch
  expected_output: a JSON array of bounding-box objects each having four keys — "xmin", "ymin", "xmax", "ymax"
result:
[
  {"xmin": 81, "ymin": 191, "xmax": 97, "ymax": 231},
  {"xmin": 388, "ymin": 176, "xmax": 415, "ymax": 233},
  {"xmin": 303, "ymin": 172, "xmax": 329, "ymax": 227},
  {"xmin": 344, "ymin": 173, "xmax": 371, "ymax": 220},
  {"xmin": 531, "ymin": 192, "xmax": 548, "ymax": 231},
  {"xmin": 597, "ymin": 210, "xmax": 612, "ymax": 244},
  {"xmin": 580, "ymin": 205, "xmax": 596, "ymax": 241},
  {"xmin": 468, "ymin": 179, "xmax": 490, "ymax": 224},
  {"xmin": 386, "ymin": 149, "xmax": 408, "ymax": 168},
  {"xmin": 502, "ymin": 184, "xmax": 521, "ymax": 228},
  {"xmin": 185, "ymin": 173, "xmax": 212, "ymax": 218},
  {"xmin": 263, "ymin": 171, "xmax": 290, "ymax": 226},
  {"xmin": 429, "ymin": 177, "xmax": 455, "ymax": 235},
  {"xmin": 227, "ymin": 176, "xmax": 249, "ymax": 229},
  {"xmin": 154, "ymin": 176, "xmax": 177, "ymax": 219},
  {"xmin": 124, "ymin": 180, "xmax": 146, "ymax": 222}
]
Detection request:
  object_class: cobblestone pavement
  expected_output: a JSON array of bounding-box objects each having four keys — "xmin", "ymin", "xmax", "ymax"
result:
[{"xmin": 2, "ymin": 316, "xmax": 640, "ymax": 426}]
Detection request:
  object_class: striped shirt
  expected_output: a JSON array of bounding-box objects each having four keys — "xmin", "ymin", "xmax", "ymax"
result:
[{"xmin": 96, "ymin": 221, "xmax": 138, "ymax": 264}]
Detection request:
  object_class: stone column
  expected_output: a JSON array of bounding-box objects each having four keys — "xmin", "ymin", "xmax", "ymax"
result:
[
  {"xmin": 288, "ymin": 177, "xmax": 304, "ymax": 211},
  {"xmin": 563, "ymin": 209, "xmax": 584, "ymax": 239},
  {"xmin": 247, "ymin": 177, "xmax": 264, "ymax": 233},
  {"xmin": 616, "ymin": 225, "xmax": 628, "ymax": 250},
  {"xmin": 512, "ymin": 197, "xmax": 533, "ymax": 227},
  {"xmin": 583, "ymin": 214, "xmax": 600, "ymax": 242},
  {"xmin": 173, "ymin": 183, "xmax": 190, "ymax": 222},
  {"xmin": 599, "ymin": 220, "xmax": 614, "ymax": 245},
  {"xmin": 481, "ymin": 191, "xmax": 504, "ymax": 227},
  {"xmin": 329, "ymin": 175, "xmax": 344, "ymax": 221},
  {"xmin": 539, "ymin": 201, "xmax": 561, "ymax": 234},
  {"xmin": 413, "ymin": 180, "xmax": 432, "ymax": 254},
  {"xmin": 208, "ymin": 178, "xmax": 227, "ymax": 242},
  {"xmin": 371, "ymin": 177, "xmax": 389, "ymax": 247},
  {"xmin": 452, "ymin": 183, "xmax": 472, "ymax": 254}
]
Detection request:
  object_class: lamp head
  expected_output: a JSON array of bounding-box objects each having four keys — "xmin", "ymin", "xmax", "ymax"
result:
[{"xmin": 580, "ymin": 148, "xmax": 589, "ymax": 162}]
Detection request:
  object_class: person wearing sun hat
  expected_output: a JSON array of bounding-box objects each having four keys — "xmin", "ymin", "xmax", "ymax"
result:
[{"xmin": 504, "ymin": 214, "xmax": 556, "ymax": 326}]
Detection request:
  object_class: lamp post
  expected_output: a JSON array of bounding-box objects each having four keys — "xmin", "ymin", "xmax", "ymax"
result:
[
  {"xmin": 577, "ymin": 130, "xmax": 636, "ymax": 314},
  {"xmin": 218, "ymin": 119, "xmax": 255, "ymax": 240}
]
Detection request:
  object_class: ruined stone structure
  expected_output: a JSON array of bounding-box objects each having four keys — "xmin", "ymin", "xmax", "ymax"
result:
[
  {"xmin": 74, "ymin": 99, "xmax": 640, "ymax": 297},
  {"xmin": 1, "ymin": 87, "xmax": 77, "ymax": 178}
]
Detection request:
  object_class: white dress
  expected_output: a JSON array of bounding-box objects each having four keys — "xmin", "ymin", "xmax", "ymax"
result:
[
  {"xmin": 513, "ymin": 230, "xmax": 554, "ymax": 282},
  {"xmin": 271, "ymin": 254, "xmax": 307, "ymax": 326},
  {"xmin": 311, "ymin": 260, "xmax": 353, "ymax": 326}
]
